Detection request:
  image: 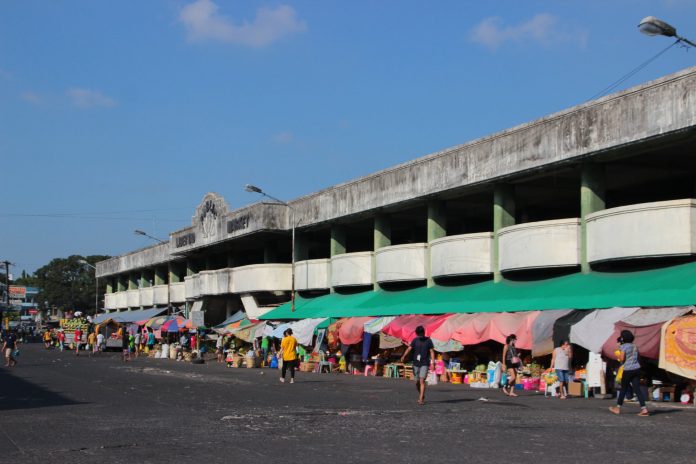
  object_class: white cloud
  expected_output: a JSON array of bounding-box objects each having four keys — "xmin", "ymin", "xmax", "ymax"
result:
[
  {"xmin": 179, "ymin": 0, "xmax": 306, "ymax": 47},
  {"xmin": 20, "ymin": 91, "xmax": 42, "ymax": 105},
  {"xmin": 66, "ymin": 88, "xmax": 117, "ymax": 109},
  {"xmin": 470, "ymin": 14, "xmax": 586, "ymax": 50},
  {"xmin": 272, "ymin": 131, "xmax": 294, "ymax": 144}
]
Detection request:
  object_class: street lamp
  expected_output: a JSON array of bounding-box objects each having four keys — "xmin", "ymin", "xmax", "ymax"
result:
[
  {"xmin": 134, "ymin": 229, "xmax": 168, "ymax": 244},
  {"xmin": 638, "ymin": 16, "xmax": 696, "ymax": 47},
  {"xmin": 245, "ymin": 184, "xmax": 296, "ymax": 312},
  {"xmin": 133, "ymin": 229, "xmax": 171, "ymax": 315},
  {"xmin": 78, "ymin": 259, "xmax": 99, "ymax": 316}
]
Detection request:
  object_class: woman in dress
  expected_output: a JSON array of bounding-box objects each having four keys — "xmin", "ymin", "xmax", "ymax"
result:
[{"xmin": 502, "ymin": 334, "xmax": 520, "ymax": 397}]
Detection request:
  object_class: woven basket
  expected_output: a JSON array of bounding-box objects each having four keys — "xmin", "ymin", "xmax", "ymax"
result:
[
  {"xmin": 245, "ymin": 357, "xmax": 259, "ymax": 368},
  {"xmin": 300, "ymin": 361, "xmax": 317, "ymax": 372},
  {"xmin": 232, "ymin": 355, "xmax": 243, "ymax": 368}
]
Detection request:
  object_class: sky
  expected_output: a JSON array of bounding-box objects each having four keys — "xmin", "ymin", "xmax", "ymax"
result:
[{"xmin": 1, "ymin": 0, "xmax": 695, "ymax": 276}]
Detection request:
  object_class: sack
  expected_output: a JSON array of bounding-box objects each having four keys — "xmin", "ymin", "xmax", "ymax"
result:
[{"xmin": 426, "ymin": 370, "xmax": 438, "ymax": 386}]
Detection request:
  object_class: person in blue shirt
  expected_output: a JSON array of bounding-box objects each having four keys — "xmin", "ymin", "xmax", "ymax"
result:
[
  {"xmin": 610, "ymin": 330, "xmax": 649, "ymax": 417},
  {"xmin": 400, "ymin": 326, "xmax": 435, "ymax": 405}
]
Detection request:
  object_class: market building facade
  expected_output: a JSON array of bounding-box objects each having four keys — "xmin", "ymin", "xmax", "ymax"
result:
[{"xmin": 96, "ymin": 66, "xmax": 696, "ymax": 326}]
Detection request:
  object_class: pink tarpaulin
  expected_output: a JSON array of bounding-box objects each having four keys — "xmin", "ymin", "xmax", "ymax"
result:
[
  {"xmin": 430, "ymin": 314, "xmax": 478, "ymax": 342},
  {"xmin": 451, "ymin": 311, "xmax": 540, "ymax": 349},
  {"xmin": 382, "ymin": 314, "xmax": 451, "ymax": 343},
  {"xmin": 338, "ymin": 317, "xmax": 375, "ymax": 345},
  {"xmin": 601, "ymin": 321, "xmax": 662, "ymax": 359}
]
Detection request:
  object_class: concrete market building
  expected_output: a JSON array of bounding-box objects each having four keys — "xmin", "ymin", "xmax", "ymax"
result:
[{"xmin": 96, "ymin": 66, "xmax": 696, "ymax": 325}]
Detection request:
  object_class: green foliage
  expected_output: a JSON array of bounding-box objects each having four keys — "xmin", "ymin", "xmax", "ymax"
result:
[{"xmin": 31, "ymin": 255, "xmax": 111, "ymax": 314}]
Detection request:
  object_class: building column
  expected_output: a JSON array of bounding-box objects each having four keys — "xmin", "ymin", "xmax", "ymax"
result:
[
  {"xmin": 580, "ymin": 164, "xmax": 605, "ymax": 274},
  {"xmin": 426, "ymin": 200, "xmax": 447, "ymax": 287},
  {"xmin": 128, "ymin": 273, "xmax": 138, "ymax": 290},
  {"xmin": 106, "ymin": 279, "xmax": 114, "ymax": 294},
  {"xmin": 373, "ymin": 214, "xmax": 391, "ymax": 290},
  {"xmin": 140, "ymin": 269, "xmax": 152, "ymax": 288},
  {"xmin": 186, "ymin": 259, "xmax": 197, "ymax": 277},
  {"xmin": 329, "ymin": 226, "xmax": 346, "ymax": 293},
  {"xmin": 117, "ymin": 275, "xmax": 126, "ymax": 292},
  {"xmin": 226, "ymin": 254, "xmax": 235, "ymax": 269},
  {"xmin": 154, "ymin": 267, "xmax": 166, "ymax": 286},
  {"xmin": 168, "ymin": 263, "xmax": 180, "ymax": 284},
  {"xmin": 263, "ymin": 244, "xmax": 277, "ymax": 263},
  {"xmin": 493, "ymin": 185, "xmax": 515, "ymax": 282}
]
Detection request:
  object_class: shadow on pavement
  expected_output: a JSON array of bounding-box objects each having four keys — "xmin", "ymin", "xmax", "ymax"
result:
[{"xmin": 0, "ymin": 368, "xmax": 85, "ymax": 411}]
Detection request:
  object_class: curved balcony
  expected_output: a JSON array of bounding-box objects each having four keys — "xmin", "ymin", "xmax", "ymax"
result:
[
  {"xmin": 169, "ymin": 282, "xmax": 186, "ymax": 303},
  {"xmin": 199, "ymin": 269, "xmax": 233, "ymax": 295},
  {"xmin": 153, "ymin": 285, "xmax": 169, "ymax": 305},
  {"xmin": 231, "ymin": 264, "xmax": 291, "ymax": 293},
  {"xmin": 113, "ymin": 291, "xmax": 128, "ymax": 309},
  {"xmin": 295, "ymin": 259, "xmax": 330, "ymax": 291},
  {"xmin": 375, "ymin": 244, "xmax": 427, "ymax": 283},
  {"xmin": 184, "ymin": 275, "xmax": 201, "ymax": 300},
  {"xmin": 139, "ymin": 287, "xmax": 154, "ymax": 307},
  {"xmin": 104, "ymin": 293, "xmax": 117, "ymax": 310},
  {"xmin": 587, "ymin": 199, "xmax": 696, "ymax": 263},
  {"xmin": 499, "ymin": 218, "xmax": 581, "ymax": 272},
  {"xmin": 126, "ymin": 289, "xmax": 140, "ymax": 308},
  {"xmin": 430, "ymin": 233, "xmax": 493, "ymax": 277},
  {"xmin": 331, "ymin": 252, "xmax": 374, "ymax": 287}
]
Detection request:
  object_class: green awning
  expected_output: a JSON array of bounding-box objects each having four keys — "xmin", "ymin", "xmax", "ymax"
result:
[{"xmin": 259, "ymin": 261, "xmax": 696, "ymax": 320}]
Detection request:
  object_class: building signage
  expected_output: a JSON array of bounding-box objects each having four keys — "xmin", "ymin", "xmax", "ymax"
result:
[
  {"xmin": 175, "ymin": 233, "xmax": 196, "ymax": 248},
  {"xmin": 227, "ymin": 215, "xmax": 250, "ymax": 234},
  {"xmin": 9, "ymin": 286, "xmax": 26, "ymax": 297}
]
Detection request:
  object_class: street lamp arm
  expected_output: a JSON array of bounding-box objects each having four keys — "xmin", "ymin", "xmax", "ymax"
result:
[{"xmin": 134, "ymin": 229, "xmax": 168, "ymax": 244}]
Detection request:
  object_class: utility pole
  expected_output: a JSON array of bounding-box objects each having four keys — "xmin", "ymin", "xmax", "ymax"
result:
[{"xmin": 1, "ymin": 260, "xmax": 12, "ymax": 326}]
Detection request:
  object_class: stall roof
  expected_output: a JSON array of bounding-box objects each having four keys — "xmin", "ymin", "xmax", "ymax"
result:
[
  {"xmin": 259, "ymin": 261, "xmax": 696, "ymax": 320},
  {"xmin": 93, "ymin": 308, "xmax": 166, "ymax": 324}
]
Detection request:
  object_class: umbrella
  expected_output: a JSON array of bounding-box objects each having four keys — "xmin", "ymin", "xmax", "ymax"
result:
[
  {"xmin": 161, "ymin": 316, "xmax": 193, "ymax": 333},
  {"xmin": 145, "ymin": 315, "xmax": 170, "ymax": 329}
]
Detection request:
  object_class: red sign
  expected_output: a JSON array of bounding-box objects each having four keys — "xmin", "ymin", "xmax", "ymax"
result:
[
  {"xmin": 28, "ymin": 309, "xmax": 38, "ymax": 315},
  {"xmin": 9, "ymin": 286, "xmax": 26, "ymax": 297}
]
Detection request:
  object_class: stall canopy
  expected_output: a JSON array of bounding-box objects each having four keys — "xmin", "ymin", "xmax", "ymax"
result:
[
  {"xmin": 600, "ymin": 307, "xmax": 693, "ymax": 359},
  {"xmin": 450, "ymin": 312, "xmax": 540, "ymax": 349},
  {"xmin": 659, "ymin": 314, "xmax": 696, "ymax": 380},
  {"xmin": 363, "ymin": 316, "xmax": 396, "ymax": 334},
  {"xmin": 338, "ymin": 317, "xmax": 374, "ymax": 345},
  {"xmin": 382, "ymin": 314, "xmax": 450, "ymax": 343},
  {"xmin": 214, "ymin": 311, "xmax": 246, "ymax": 328},
  {"xmin": 259, "ymin": 261, "xmax": 696, "ymax": 320},
  {"xmin": 287, "ymin": 318, "xmax": 328, "ymax": 346},
  {"xmin": 531, "ymin": 310, "xmax": 573, "ymax": 357},
  {"xmin": 570, "ymin": 307, "xmax": 639, "ymax": 353},
  {"xmin": 92, "ymin": 308, "xmax": 166, "ymax": 324}
]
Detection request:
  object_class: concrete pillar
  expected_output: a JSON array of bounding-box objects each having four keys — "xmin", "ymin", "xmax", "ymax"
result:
[
  {"xmin": 154, "ymin": 267, "xmax": 166, "ymax": 286},
  {"xmin": 493, "ymin": 185, "xmax": 515, "ymax": 282},
  {"xmin": 226, "ymin": 300, "xmax": 234, "ymax": 318},
  {"xmin": 140, "ymin": 269, "xmax": 151, "ymax": 288},
  {"xmin": 294, "ymin": 235, "xmax": 308, "ymax": 262},
  {"xmin": 168, "ymin": 263, "xmax": 180, "ymax": 284},
  {"xmin": 186, "ymin": 259, "xmax": 197, "ymax": 277},
  {"xmin": 330, "ymin": 226, "xmax": 346, "ymax": 257},
  {"xmin": 117, "ymin": 275, "xmax": 126, "ymax": 292},
  {"xmin": 426, "ymin": 200, "xmax": 447, "ymax": 287},
  {"xmin": 227, "ymin": 254, "xmax": 235, "ymax": 268},
  {"xmin": 373, "ymin": 214, "xmax": 391, "ymax": 290},
  {"xmin": 106, "ymin": 279, "xmax": 114, "ymax": 294},
  {"xmin": 580, "ymin": 164, "xmax": 605, "ymax": 274},
  {"xmin": 128, "ymin": 273, "xmax": 138, "ymax": 290}
]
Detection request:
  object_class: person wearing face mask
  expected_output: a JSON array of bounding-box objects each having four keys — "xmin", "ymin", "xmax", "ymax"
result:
[{"xmin": 502, "ymin": 334, "xmax": 521, "ymax": 397}]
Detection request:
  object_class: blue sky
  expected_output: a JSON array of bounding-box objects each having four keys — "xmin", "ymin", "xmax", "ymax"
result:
[{"xmin": 1, "ymin": 0, "xmax": 695, "ymax": 275}]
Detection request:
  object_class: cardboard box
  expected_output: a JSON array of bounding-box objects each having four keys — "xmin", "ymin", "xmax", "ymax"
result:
[{"xmin": 568, "ymin": 381, "xmax": 583, "ymax": 397}]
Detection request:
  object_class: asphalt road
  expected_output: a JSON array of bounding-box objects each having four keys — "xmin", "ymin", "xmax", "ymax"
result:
[{"xmin": 0, "ymin": 344, "xmax": 694, "ymax": 464}]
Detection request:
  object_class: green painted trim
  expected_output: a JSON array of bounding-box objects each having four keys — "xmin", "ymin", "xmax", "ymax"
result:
[
  {"xmin": 580, "ymin": 164, "xmax": 605, "ymax": 274},
  {"xmin": 427, "ymin": 200, "xmax": 446, "ymax": 287},
  {"xmin": 493, "ymin": 185, "xmax": 515, "ymax": 282},
  {"xmin": 373, "ymin": 214, "xmax": 391, "ymax": 290}
]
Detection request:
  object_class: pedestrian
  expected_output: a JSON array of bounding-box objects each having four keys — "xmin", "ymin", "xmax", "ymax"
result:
[
  {"xmin": 550, "ymin": 339, "xmax": 573, "ymax": 399},
  {"xmin": 260, "ymin": 336, "xmax": 270, "ymax": 365},
  {"xmin": 58, "ymin": 330, "xmax": 65, "ymax": 352},
  {"xmin": 43, "ymin": 329, "xmax": 52, "ymax": 349},
  {"xmin": 97, "ymin": 331, "xmax": 105, "ymax": 353},
  {"xmin": 147, "ymin": 330, "xmax": 155, "ymax": 353},
  {"xmin": 74, "ymin": 328, "xmax": 82, "ymax": 356},
  {"xmin": 134, "ymin": 331, "xmax": 141, "ymax": 358},
  {"xmin": 88, "ymin": 331, "xmax": 97, "ymax": 356},
  {"xmin": 399, "ymin": 325, "xmax": 435, "ymax": 405},
  {"xmin": 122, "ymin": 330, "xmax": 130, "ymax": 362},
  {"xmin": 610, "ymin": 330, "xmax": 649, "ymax": 417},
  {"xmin": 216, "ymin": 335, "xmax": 224, "ymax": 363},
  {"xmin": 280, "ymin": 329, "xmax": 298, "ymax": 384},
  {"xmin": 2, "ymin": 330, "xmax": 18, "ymax": 367},
  {"xmin": 502, "ymin": 334, "xmax": 521, "ymax": 397},
  {"xmin": 128, "ymin": 333, "xmax": 136, "ymax": 358}
]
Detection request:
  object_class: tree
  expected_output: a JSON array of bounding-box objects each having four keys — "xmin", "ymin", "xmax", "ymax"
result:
[{"xmin": 32, "ymin": 254, "xmax": 111, "ymax": 315}]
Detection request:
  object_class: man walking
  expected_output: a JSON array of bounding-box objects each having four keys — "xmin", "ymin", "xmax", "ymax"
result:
[
  {"xmin": 400, "ymin": 326, "xmax": 435, "ymax": 405},
  {"xmin": 2, "ymin": 330, "xmax": 18, "ymax": 367}
]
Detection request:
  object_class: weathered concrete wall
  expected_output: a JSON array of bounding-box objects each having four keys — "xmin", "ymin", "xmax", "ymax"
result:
[
  {"xmin": 291, "ymin": 66, "xmax": 696, "ymax": 224},
  {"xmin": 97, "ymin": 243, "xmax": 170, "ymax": 277}
]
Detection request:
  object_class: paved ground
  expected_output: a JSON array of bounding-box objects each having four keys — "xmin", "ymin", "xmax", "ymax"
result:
[{"xmin": 0, "ymin": 344, "xmax": 694, "ymax": 464}]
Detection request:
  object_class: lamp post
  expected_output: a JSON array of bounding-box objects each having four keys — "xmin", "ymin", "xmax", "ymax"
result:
[
  {"xmin": 638, "ymin": 16, "xmax": 696, "ymax": 47},
  {"xmin": 78, "ymin": 259, "xmax": 99, "ymax": 316},
  {"xmin": 245, "ymin": 184, "xmax": 296, "ymax": 312},
  {"xmin": 134, "ymin": 229, "xmax": 171, "ymax": 315}
]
